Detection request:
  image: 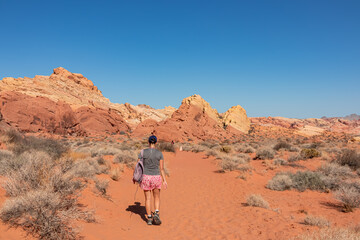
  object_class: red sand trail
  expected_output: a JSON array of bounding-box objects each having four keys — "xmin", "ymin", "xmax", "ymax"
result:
[{"xmin": 1, "ymin": 151, "xmax": 359, "ymax": 240}]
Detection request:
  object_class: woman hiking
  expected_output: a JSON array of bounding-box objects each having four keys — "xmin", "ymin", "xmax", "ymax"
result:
[{"xmin": 137, "ymin": 135, "xmax": 168, "ymax": 225}]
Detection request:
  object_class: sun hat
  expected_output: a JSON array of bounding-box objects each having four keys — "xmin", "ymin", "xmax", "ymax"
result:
[{"xmin": 148, "ymin": 135, "xmax": 157, "ymax": 144}]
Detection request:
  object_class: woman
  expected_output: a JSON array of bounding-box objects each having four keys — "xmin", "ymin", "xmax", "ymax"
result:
[{"xmin": 138, "ymin": 135, "xmax": 168, "ymax": 225}]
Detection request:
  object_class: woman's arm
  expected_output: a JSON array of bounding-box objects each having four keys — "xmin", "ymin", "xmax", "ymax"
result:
[{"xmin": 159, "ymin": 159, "xmax": 167, "ymax": 189}]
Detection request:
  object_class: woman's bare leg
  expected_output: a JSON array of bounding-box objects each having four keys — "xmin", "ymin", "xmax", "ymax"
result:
[
  {"xmin": 144, "ymin": 190, "xmax": 152, "ymax": 216},
  {"xmin": 153, "ymin": 188, "xmax": 160, "ymax": 211}
]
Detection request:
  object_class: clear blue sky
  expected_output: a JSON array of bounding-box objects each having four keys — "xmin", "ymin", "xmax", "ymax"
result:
[{"xmin": 0, "ymin": 0, "xmax": 359, "ymax": 118}]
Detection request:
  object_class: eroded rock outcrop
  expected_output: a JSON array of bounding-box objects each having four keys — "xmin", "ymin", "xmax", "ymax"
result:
[
  {"xmin": 133, "ymin": 94, "xmax": 250, "ymax": 141},
  {"xmin": 0, "ymin": 67, "xmax": 175, "ymax": 126},
  {"xmin": 0, "ymin": 91, "xmax": 130, "ymax": 136}
]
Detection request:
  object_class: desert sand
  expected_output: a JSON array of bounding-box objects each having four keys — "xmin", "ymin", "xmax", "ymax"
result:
[{"xmin": 2, "ymin": 150, "xmax": 355, "ymax": 240}]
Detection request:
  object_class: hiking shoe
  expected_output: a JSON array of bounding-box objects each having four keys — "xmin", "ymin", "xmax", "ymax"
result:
[
  {"xmin": 147, "ymin": 216, "xmax": 153, "ymax": 225},
  {"xmin": 153, "ymin": 212, "xmax": 162, "ymax": 225}
]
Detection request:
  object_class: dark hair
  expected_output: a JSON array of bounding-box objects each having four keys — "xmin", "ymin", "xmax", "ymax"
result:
[{"xmin": 148, "ymin": 135, "xmax": 157, "ymax": 144}]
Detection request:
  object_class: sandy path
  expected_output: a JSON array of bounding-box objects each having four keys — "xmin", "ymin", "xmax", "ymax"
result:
[
  {"xmin": 1, "ymin": 151, "xmax": 359, "ymax": 239},
  {"xmin": 78, "ymin": 151, "xmax": 359, "ymax": 240}
]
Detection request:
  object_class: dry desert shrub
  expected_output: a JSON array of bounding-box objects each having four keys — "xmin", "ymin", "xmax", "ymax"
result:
[
  {"xmin": 334, "ymin": 185, "xmax": 360, "ymax": 212},
  {"xmin": 181, "ymin": 143, "xmax": 207, "ymax": 153},
  {"xmin": 337, "ymin": 149, "xmax": 360, "ymax": 170},
  {"xmin": 110, "ymin": 168, "xmax": 121, "ymax": 181},
  {"xmin": 244, "ymin": 146, "xmax": 255, "ymax": 153},
  {"xmin": 3, "ymin": 129, "xmax": 23, "ymax": 144},
  {"xmin": 300, "ymin": 148, "xmax": 321, "ymax": 159},
  {"xmin": 290, "ymin": 171, "xmax": 326, "ymax": 192},
  {"xmin": 94, "ymin": 179, "xmax": 109, "ymax": 196},
  {"xmin": 0, "ymin": 189, "xmax": 94, "ymax": 240},
  {"xmin": 221, "ymin": 157, "xmax": 240, "ymax": 172},
  {"xmin": 246, "ymin": 194, "xmax": 270, "ymax": 209},
  {"xmin": 255, "ymin": 147, "xmax": 275, "ymax": 160},
  {"xmin": 288, "ymin": 154, "xmax": 302, "ymax": 162},
  {"xmin": 220, "ymin": 145, "xmax": 232, "ymax": 153},
  {"xmin": 220, "ymin": 154, "xmax": 250, "ymax": 172},
  {"xmin": 267, "ymin": 171, "xmax": 327, "ymax": 192},
  {"xmin": 113, "ymin": 150, "xmax": 137, "ymax": 168},
  {"xmin": 273, "ymin": 158, "xmax": 287, "ymax": 166},
  {"xmin": 206, "ymin": 149, "xmax": 220, "ymax": 158},
  {"xmin": 317, "ymin": 162, "xmax": 354, "ymax": 178},
  {"xmin": 157, "ymin": 142, "xmax": 176, "ymax": 153},
  {"xmin": 0, "ymin": 150, "xmax": 15, "ymax": 175},
  {"xmin": 295, "ymin": 227, "xmax": 360, "ymax": 240},
  {"xmin": 267, "ymin": 174, "xmax": 293, "ymax": 191},
  {"xmin": 199, "ymin": 140, "xmax": 219, "ymax": 149},
  {"xmin": 0, "ymin": 147, "xmax": 95, "ymax": 239},
  {"xmin": 303, "ymin": 215, "xmax": 330, "ymax": 227},
  {"xmin": 11, "ymin": 135, "xmax": 68, "ymax": 159},
  {"xmin": 70, "ymin": 157, "xmax": 109, "ymax": 178},
  {"xmin": 273, "ymin": 141, "xmax": 293, "ymax": 151}
]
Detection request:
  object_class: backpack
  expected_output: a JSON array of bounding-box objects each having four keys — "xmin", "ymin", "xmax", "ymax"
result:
[{"xmin": 133, "ymin": 149, "xmax": 144, "ymax": 183}]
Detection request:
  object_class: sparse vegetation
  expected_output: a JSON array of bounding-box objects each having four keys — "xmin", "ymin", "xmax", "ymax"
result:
[
  {"xmin": 337, "ymin": 149, "xmax": 360, "ymax": 170},
  {"xmin": 267, "ymin": 171, "xmax": 327, "ymax": 192},
  {"xmin": 157, "ymin": 142, "xmax": 176, "ymax": 152},
  {"xmin": 267, "ymin": 174, "xmax": 293, "ymax": 191},
  {"xmin": 303, "ymin": 215, "xmax": 330, "ymax": 227},
  {"xmin": 273, "ymin": 158, "xmax": 287, "ymax": 166},
  {"xmin": 113, "ymin": 151, "xmax": 137, "ymax": 168},
  {"xmin": 255, "ymin": 148, "xmax": 275, "ymax": 160},
  {"xmin": 300, "ymin": 148, "xmax": 321, "ymax": 159},
  {"xmin": 334, "ymin": 184, "xmax": 360, "ymax": 212},
  {"xmin": 110, "ymin": 168, "xmax": 121, "ymax": 181},
  {"xmin": 296, "ymin": 227, "xmax": 360, "ymax": 240},
  {"xmin": 246, "ymin": 194, "xmax": 270, "ymax": 209},
  {"xmin": 94, "ymin": 179, "xmax": 109, "ymax": 196},
  {"xmin": 0, "ymin": 137, "xmax": 95, "ymax": 240},
  {"xmin": 273, "ymin": 141, "xmax": 292, "ymax": 151},
  {"xmin": 317, "ymin": 163, "xmax": 354, "ymax": 178}
]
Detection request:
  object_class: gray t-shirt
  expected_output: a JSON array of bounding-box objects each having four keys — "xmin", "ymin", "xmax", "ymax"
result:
[{"xmin": 138, "ymin": 148, "xmax": 164, "ymax": 176}]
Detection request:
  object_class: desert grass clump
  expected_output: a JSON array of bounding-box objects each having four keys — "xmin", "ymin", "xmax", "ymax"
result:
[
  {"xmin": 221, "ymin": 157, "xmax": 240, "ymax": 172},
  {"xmin": 220, "ymin": 145, "xmax": 232, "ymax": 153},
  {"xmin": 303, "ymin": 215, "xmax": 330, "ymax": 227},
  {"xmin": 181, "ymin": 143, "xmax": 207, "ymax": 153},
  {"xmin": 71, "ymin": 158, "xmax": 108, "ymax": 178},
  {"xmin": 273, "ymin": 158, "xmax": 287, "ymax": 166},
  {"xmin": 0, "ymin": 147, "xmax": 94, "ymax": 239},
  {"xmin": 300, "ymin": 148, "xmax": 321, "ymax": 159},
  {"xmin": 334, "ymin": 184, "xmax": 360, "ymax": 212},
  {"xmin": 337, "ymin": 149, "xmax": 360, "ymax": 170},
  {"xmin": 255, "ymin": 147, "xmax": 275, "ymax": 160},
  {"xmin": 0, "ymin": 150, "xmax": 15, "ymax": 175},
  {"xmin": 267, "ymin": 174, "xmax": 293, "ymax": 191},
  {"xmin": 157, "ymin": 142, "xmax": 175, "ymax": 153},
  {"xmin": 94, "ymin": 179, "xmax": 109, "ymax": 196},
  {"xmin": 4, "ymin": 129, "xmax": 23, "ymax": 144},
  {"xmin": 290, "ymin": 171, "xmax": 326, "ymax": 192},
  {"xmin": 273, "ymin": 141, "xmax": 292, "ymax": 151},
  {"xmin": 317, "ymin": 162, "xmax": 354, "ymax": 178},
  {"xmin": 246, "ymin": 194, "xmax": 270, "ymax": 209},
  {"xmin": 296, "ymin": 227, "xmax": 360, "ymax": 240},
  {"xmin": 11, "ymin": 136, "xmax": 68, "ymax": 159},
  {"xmin": 288, "ymin": 154, "xmax": 302, "ymax": 162}
]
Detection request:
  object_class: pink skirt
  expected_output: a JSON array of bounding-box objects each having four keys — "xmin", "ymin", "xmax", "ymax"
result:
[{"xmin": 140, "ymin": 175, "xmax": 162, "ymax": 190}]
